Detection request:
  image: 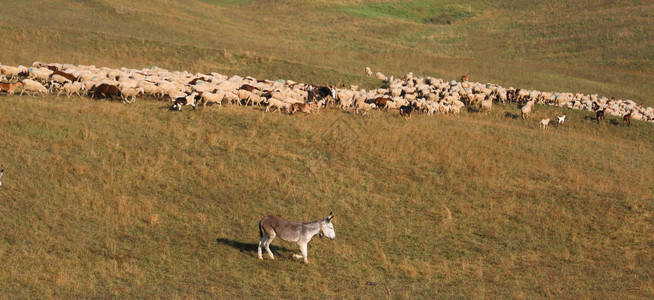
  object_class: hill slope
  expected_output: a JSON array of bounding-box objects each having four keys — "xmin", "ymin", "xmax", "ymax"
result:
[
  {"xmin": 0, "ymin": 95, "xmax": 652, "ymax": 298},
  {"xmin": 0, "ymin": 0, "xmax": 653, "ymax": 298}
]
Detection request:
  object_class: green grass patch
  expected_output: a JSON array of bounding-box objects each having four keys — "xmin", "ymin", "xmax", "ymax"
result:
[
  {"xmin": 197, "ymin": 0, "xmax": 254, "ymax": 6},
  {"xmin": 333, "ymin": 0, "xmax": 477, "ymax": 24}
]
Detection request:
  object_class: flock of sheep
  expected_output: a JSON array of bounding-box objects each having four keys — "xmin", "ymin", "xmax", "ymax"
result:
[{"xmin": 1, "ymin": 62, "xmax": 652, "ymax": 127}]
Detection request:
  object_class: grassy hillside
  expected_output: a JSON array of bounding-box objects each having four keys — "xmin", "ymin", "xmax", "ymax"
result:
[
  {"xmin": 1, "ymin": 95, "xmax": 652, "ymax": 298},
  {"xmin": 1, "ymin": 0, "xmax": 653, "ymax": 298}
]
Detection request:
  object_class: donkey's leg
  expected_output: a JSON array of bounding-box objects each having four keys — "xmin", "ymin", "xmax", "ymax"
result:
[
  {"xmin": 258, "ymin": 233, "xmax": 268, "ymax": 260},
  {"xmin": 300, "ymin": 243, "xmax": 309, "ymax": 264},
  {"xmin": 264, "ymin": 232, "xmax": 276, "ymax": 259},
  {"xmin": 293, "ymin": 243, "xmax": 309, "ymax": 263}
]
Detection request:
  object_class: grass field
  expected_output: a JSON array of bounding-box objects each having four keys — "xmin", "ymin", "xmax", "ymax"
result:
[{"xmin": 1, "ymin": 0, "xmax": 653, "ymax": 298}]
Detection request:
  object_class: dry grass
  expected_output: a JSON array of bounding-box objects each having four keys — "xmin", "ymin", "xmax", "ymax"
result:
[{"xmin": 0, "ymin": 94, "xmax": 652, "ymax": 298}]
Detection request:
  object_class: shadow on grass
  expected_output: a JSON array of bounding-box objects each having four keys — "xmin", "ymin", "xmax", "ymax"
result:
[
  {"xmin": 504, "ymin": 112, "xmax": 519, "ymax": 119},
  {"xmin": 216, "ymin": 237, "xmax": 293, "ymax": 254}
]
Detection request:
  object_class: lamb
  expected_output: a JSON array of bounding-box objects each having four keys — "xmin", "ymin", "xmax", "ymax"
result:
[
  {"xmin": 375, "ymin": 72, "xmax": 387, "ymax": 81},
  {"xmin": 539, "ymin": 118, "xmax": 550, "ymax": 130},
  {"xmin": 469, "ymin": 93, "xmax": 485, "ymax": 106},
  {"xmin": 354, "ymin": 100, "xmax": 376, "ymax": 115},
  {"xmin": 57, "ymin": 82, "xmax": 86, "ymax": 98},
  {"xmin": 339, "ymin": 96, "xmax": 354, "ymax": 112},
  {"xmin": 265, "ymin": 98, "xmax": 290, "ymax": 114},
  {"xmin": 121, "ymin": 87, "xmax": 144, "ymax": 103},
  {"xmin": 20, "ymin": 79, "xmax": 48, "ymax": 97},
  {"xmin": 365, "ymin": 67, "xmax": 373, "ymax": 77},
  {"xmin": 247, "ymin": 93, "xmax": 266, "ymax": 106},
  {"xmin": 557, "ymin": 115, "xmax": 566, "ymax": 126}
]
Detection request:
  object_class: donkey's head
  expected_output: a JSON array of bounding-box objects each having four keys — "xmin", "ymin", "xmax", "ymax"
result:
[{"xmin": 321, "ymin": 211, "xmax": 335, "ymax": 240}]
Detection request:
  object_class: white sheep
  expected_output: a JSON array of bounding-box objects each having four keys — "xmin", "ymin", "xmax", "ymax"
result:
[
  {"xmin": 521, "ymin": 100, "xmax": 535, "ymax": 119},
  {"xmin": 265, "ymin": 97, "xmax": 289, "ymax": 114},
  {"xmin": 20, "ymin": 79, "xmax": 48, "ymax": 97},
  {"xmin": 354, "ymin": 101, "xmax": 376, "ymax": 115},
  {"xmin": 365, "ymin": 67, "xmax": 372, "ymax": 77},
  {"xmin": 50, "ymin": 74, "xmax": 72, "ymax": 85},
  {"xmin": 480, "ymin": 97, "xmax": 492, "ymax": 113},
  {"xmin": 247, "ymin": 94, "xmax": 266, "ymax": 106},
  {"xmin": 57, "ymin": 82, "xmax": 86, "ymax": 98},
  {"xmin": 200, "ymin": 91, "xmax": 225, "ymax": 108},
  {"xmin": 0, "ymin": 65, "xmax": 28, "ymax": 80},
  {"xmin": 375, "ymin": 72, "xmax": 387, "ymax": 81},
  {"xmin": 121, "ymin": 87, "xmax": 144, "ymax": 103},
  {"xmin": 28, "ymin": 67, "xmax": 53, "ymax": 83},
  {"xmin": 539, "ymin": 118, "xmax": 550, "ymax": 130}
]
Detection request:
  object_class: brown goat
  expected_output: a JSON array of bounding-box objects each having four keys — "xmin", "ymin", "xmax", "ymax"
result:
[
  {"xmin": 92, "ymin": 83, "xmax": 121, "ymax": 99},
  {"xmin": 461, "ymin": 72, "xmax": 470, "ymax": 82},
  {"xmin": 0, "ymin": 82, "xmax": 23, "ymax": 95},
  {"xmin": 50, "ymin": 70, "xmax": 77, "ymax": 82},
  {"xmin": 623, "ymin": 112, "xmax": 632, "ymax": 127},
  {"xmin": 596, "ymin": 108, "xmax": 607, "ymax": 124}
]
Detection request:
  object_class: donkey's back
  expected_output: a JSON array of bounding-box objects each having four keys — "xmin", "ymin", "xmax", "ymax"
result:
[{"xmin": 259, "ymin": 215, "xmax": 303, "ymax": 242}]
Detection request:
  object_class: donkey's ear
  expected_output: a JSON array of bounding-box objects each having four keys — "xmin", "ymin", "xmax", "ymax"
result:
[{"xmin": 327, "ymin": 211, "xmax": 333, "ymax": 221}]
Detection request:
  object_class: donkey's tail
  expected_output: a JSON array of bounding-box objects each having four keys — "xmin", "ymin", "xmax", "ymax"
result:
[{"xmin": 258, "ymin": 220, "xmax": 263, "ymax": 238}]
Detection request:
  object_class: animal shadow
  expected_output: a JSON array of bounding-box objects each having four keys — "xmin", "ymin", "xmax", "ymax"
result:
[
  {"xmin": 467, "ymin": 106, "xmax": 481, "ymax": 113},
  {"xmin": 216, "ymin": 237, "xmax": 292, "ymax": 255},
  {"xmin": 504, "ymin": 112, "xmax": 519, "ymax": 120}
]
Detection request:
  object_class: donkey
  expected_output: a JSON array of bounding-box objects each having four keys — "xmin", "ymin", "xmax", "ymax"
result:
[{"xmin": 258, "ymin": 212, "xmax": 335, "ymax": 264}]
